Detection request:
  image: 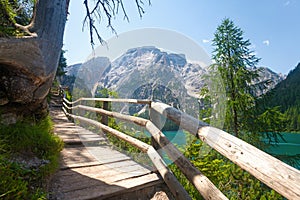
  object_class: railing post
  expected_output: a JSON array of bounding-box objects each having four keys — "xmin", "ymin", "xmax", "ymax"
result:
[
  {"xmin": 149, "ymin": 108, "xmax": 165, "ymax": 151},
  {"xmin": 101, "ymin": 101, "xmax": 109, "ymax": 126}
]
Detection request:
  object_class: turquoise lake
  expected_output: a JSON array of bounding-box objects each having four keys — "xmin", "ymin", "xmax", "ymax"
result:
[{"xmin": 159, "ymin": 131, "xmax": 300, "ymax": 170}]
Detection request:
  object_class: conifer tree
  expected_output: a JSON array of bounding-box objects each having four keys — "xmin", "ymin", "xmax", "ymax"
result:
[{"xmin": 211, "ymin": 18, "xmax": 261, "ymax": 137}]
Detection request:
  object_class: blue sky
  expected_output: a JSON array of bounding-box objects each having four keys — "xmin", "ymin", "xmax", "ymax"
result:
[{"xmin": 64, "ymin": 0, "xmax": 300, "ymax": 74}]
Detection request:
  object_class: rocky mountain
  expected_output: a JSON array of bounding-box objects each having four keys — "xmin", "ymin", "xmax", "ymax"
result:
[
  {"xmin": 65, "ymin": 63, "xmax": 81, "ymax": 77},
  {"xmin": 64, "ymin": 46, "xmax": 285, "ymax": 116},
  {"xmin": 98, "ymin": 46, "xmax": 206, "ymax": 98},
  {"xmin": 98, "ymin": 46, "xmax": 203, "ymax": 116},
  {"xmin": 256, "ymin": 67, "xmax": 286, "ymax": 95}
]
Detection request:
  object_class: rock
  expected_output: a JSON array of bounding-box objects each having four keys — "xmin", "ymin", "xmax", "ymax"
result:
[
  {"xmin": 0, "ymin": 39, "xmax": 56, "ymax": 123},
  {"xmin": 11, "ymin": 151, "xmax": 50, "ymax": 170},
  {"xmin": 151, "ymin": 191, "xmax": 172, "ymax": 200}
]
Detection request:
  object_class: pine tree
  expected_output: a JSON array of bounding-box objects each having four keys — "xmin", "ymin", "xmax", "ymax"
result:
[{"xmin": 211, "ymin": 18, "xmax": 261, "ymax": 137}]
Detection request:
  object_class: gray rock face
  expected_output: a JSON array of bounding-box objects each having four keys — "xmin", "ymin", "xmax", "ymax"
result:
[
  {"xmin": 97, "ymin": 47, "xmax": 207, "ymax": 100},
  {"xmin": 65, "ymin": 63, "xmax": 82, "ymax": 77},
  {"xmin": 256, "ymin": 67, "xmax": 286, "ymax": 95}
]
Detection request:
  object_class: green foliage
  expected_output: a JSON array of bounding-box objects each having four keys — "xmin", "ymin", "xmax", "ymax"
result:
[
  {"xmin": 72, "ymin": 86, "xmax": 91, "ymax": 101},
  {"xmin": 95, "ymin": 87, "xmax": 118, "ymax": 99},
  {"xmin": 56, "ymin": 49, "xmax": 67, "ymax": 77},
  {"xmin": 64, "ymin": 89, "xmax": 72, "ymax": 101},
  {"xmin": 105, "ymin": 118, "xmax": 152, "ymax": 165},
  {"xmin": 257, "ymin": 107, "xmax": 287, "ymax": 133},
  {"xmin": 211, "ymin": 18, "xmax": 263, "ymax": 137},
  {"xmin": 285, "ymin": 106, "xmax": 300, "ymax": 131},
  {"xmin": 0, "ymin": 0, "xmax": 34, "ymax": 36},
  {"xmin": 0, "ymin": 116, "xmax": 63, "ymax": 161},
  {"xmin": 0, "ymin": 116, "xmax": 63, "ymax": 199},
  {"xmin": 0, "ymin": 159, "xmax": 47, "ymax": 200},
  {"xmin": 170, "ymin": 138, "xmax": 283, "ymax": 199},
  {"xmin": 199, "ymin": 87, "xmax": 211, "ymax": 121},
  {"xmin": 0, "ymin": 0, "xmax": 17, "ymax": 36}
]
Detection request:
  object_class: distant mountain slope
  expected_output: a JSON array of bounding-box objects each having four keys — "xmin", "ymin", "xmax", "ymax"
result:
[
  {"xmin": 256, "ymin": 67, "xmax": 286, "ymax": 95},
  {"xmin": 65, "ymin": 63, "xmax": 81, "ymax": 77},
  {"xmin": 258, "ymin": 63, "xmax": 300, "ymax": 111},
  {"xmin": 257, "ymin": 63, "xmax": 300, "ymax": 131}
]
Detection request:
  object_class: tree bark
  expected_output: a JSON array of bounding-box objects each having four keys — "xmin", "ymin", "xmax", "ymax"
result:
[{"xmin": 0, "ymin": 0, "xmax": 69, "ymax": 123}]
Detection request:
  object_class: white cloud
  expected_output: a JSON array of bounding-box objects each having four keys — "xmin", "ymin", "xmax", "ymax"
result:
[
  {"xmin": 284, "ymin": 1, "xmax": 290, "ymax": 6},
  {"xmin": 202, "ymin": 39, "xmax": 210, "ymax": 44},
  {"xmin": 263, "ymin": 40, "xmax": 270, "ymax": 46}
]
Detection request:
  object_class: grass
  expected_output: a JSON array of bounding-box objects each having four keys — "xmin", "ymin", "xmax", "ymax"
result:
[{"xmin": 0, "ymin": 116, "xmax": 63, "ymax": 199}]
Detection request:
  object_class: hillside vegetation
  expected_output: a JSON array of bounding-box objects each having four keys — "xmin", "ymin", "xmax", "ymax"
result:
[
  {"xmin": 0, "ymin": 116, "xmax": 63, "ymax": 199},
  {"xmin": 257, "ymin": 63, "xmax": 300, "ymax": 131}
]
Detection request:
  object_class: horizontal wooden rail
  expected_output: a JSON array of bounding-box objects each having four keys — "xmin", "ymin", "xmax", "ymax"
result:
[
  {"xmin": 62, "ymin": 107, "xmax": 191, "ymax": 200},
  {"xmin": 64, "ymin": 99, "xmax": 228, "ymax": 199},
  {"xmin": 64, "ymin": 97, "xmax": 151, "ymax": 105},
  {"xmin": 150, "ymin": 102, "xmax": 300, "ymax": 200},
  {"xmin": 76, "ymin": 105, "xmax": 148, "ymax": 126}
]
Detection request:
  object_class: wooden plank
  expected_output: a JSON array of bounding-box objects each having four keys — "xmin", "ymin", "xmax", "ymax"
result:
[
  {"xmin": 95, "ymin": 156, "xmax": 132, "ymax": 165},
  {"xmin": 54, "ymin": 119, "xmax": 109, "ymax": 145},
  {"xmin": 58, "ymin": 173, "xmax": 161, "ymax": 200},
  {"xmin": 60, "ymin": 147, "xmax": 99, "ymax": 168},
  {"xmin": 54, "ymin": 162, "xmax": 153, "ymax": 192},
  {"xmin": 151, "ymin": 102, "xmax": 300, "ymax": 200},
  {"xmin": 61, "ymin": 161, "xmax": 101, "ymax": 169},
  {"xmin": 56, "ymin": 171, "xmax": 152, "ymax": 193},
  {"xmin": 59, "ymin": 159, "xmax": 147, "ymax": 177}
]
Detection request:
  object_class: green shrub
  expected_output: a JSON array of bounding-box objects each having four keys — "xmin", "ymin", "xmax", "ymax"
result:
[
  {"xmin": 0, "ymin": 116, "xmax": 63, "ymax": 199},
  {"xmin": 170, "ymin": 138, "xmax": 284, "ymax": 200}
]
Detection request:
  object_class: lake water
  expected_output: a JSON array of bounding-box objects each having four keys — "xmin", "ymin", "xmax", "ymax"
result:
[
  {"xmin": 261, "ymin": 133, "xmax": 300, "ymax": 155},
  {"xmin": 160, "ymin": 131, "xmax": 300, "ymax": 169},
  {"xmin": 261, "ymin": 132, "xmax": 300, "ymax": 170}
]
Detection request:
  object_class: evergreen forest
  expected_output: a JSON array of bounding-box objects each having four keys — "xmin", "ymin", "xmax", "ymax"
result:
[{"xmin": 257, "ymin": 63, "xmax": 300, "ymax": 132}]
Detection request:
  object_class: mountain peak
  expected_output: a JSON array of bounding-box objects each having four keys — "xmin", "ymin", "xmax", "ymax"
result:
[{"xmin": 64, "ymin": 46, "xmax": 285, "ymax": 105}]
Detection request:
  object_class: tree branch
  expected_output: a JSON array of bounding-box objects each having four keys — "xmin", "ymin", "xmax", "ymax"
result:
[
  {"xmin": 14, "ymin": 23, "xmax": 37, "ymax": 37},
  {"xmin": 83, "ymin": 0, "xmax": 151, "ymax": 47}
]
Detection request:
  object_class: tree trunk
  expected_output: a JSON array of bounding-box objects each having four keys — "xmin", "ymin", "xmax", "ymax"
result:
[{"xmin": 0, "ymin": 0, "xmax": 69, "ymax": 124}]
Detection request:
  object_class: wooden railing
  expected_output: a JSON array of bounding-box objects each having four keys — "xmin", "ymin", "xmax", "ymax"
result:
[{"xmin": 62, "ymin": 97, "xmax": 300, "ymax": 200}]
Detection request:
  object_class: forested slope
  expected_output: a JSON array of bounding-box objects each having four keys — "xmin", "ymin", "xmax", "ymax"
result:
[{"xmin": 257, "ymin": 63, "xmax": 300, "ymax": 131}]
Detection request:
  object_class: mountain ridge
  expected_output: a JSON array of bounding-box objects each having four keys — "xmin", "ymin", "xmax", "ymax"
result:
[{"xmin": 65, "ymin": 46, "xmax": 284, "ymax": 98}]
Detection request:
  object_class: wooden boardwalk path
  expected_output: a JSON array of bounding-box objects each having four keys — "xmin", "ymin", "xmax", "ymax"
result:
[{"xmin": 48, "ymin": 106, "xmax": 169, "ymax": 200}]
